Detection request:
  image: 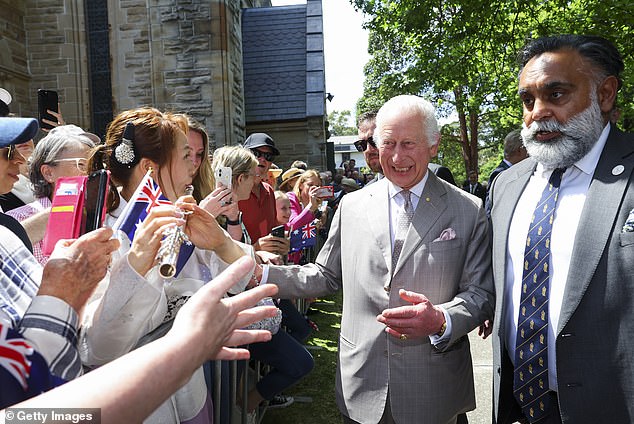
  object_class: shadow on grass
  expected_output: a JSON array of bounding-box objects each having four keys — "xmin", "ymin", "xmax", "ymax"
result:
[{"xmin": 262, "ymin": 291, "xmax": 344, "ymax": 424}]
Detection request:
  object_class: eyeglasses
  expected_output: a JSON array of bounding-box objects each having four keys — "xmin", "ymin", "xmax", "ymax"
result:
[
  {"xmin": 52, "ymin": 158, "xmax": 88, "ymax": 172},
  {"xmin": 251, "ymin": 149, "xmax": 276, "ymax": 162},
  {"xmin": 353, "ymin": 136, "xmax": 376, "ymax": 152}
]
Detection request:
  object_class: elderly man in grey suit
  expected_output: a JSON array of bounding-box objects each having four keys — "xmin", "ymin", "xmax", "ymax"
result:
[
  {"xmin": 488, "ymin": 35, "xmax": 634, "ymax": 423},
  {"xmin": 256, "ymin": 95, "xmax": 493, "ymax": 423}
]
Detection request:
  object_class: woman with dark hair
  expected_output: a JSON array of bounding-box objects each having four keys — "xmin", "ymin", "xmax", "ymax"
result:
[{"xmin": 81, "ymin": 107, "xmax": 251, "ymax": 424}]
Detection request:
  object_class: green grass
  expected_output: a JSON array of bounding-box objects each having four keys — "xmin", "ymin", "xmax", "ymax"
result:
[{"xmin": 262, "ymin": 291, "xmax": 344, "ymax": 424}]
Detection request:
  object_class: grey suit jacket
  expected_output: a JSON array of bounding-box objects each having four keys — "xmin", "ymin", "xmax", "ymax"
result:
[
  {"xmin": 268, "ymin": 172, "xmax": 494, "ymax": 423},
  {"xmin": 489, "ymin": 127, "xmax": 634, "ymax": 423}
]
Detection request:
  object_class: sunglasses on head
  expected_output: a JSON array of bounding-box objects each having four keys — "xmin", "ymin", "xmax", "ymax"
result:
[
  {"xmin": 251, "ymin": 149, "xmax": 276, "ymax": 162},
  {"xmin": 353, "ymin": 136, "xmax": 376, "ymax": 152}
]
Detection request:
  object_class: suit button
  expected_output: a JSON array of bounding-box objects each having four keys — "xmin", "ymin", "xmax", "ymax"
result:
[{"xmin": 496, "ymin": 367, "xmax": 501, "ymax": 375}]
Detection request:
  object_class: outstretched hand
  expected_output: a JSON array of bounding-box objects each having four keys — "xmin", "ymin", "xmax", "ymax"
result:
[
  {"xmin": 376, "ymin": 289, "xmax": 445, "ymax": 340},
  {"xmin": 168, "ymin": 256, "xmax": 279, "ymax": 361}
]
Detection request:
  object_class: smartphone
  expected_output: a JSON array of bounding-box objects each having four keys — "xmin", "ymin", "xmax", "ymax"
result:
[
  {"xmin": 215, "ymin": 166, "xmax": 232, "ymax": 190},
  {"xmin": 37, "ymin": 89, "xmax": 59, "ymax": 130},
  {"xmin": 215, "ymin": 166, "xmax": 232, "ymax": 205},
  {"xmin": 315, "ymin": 185, "xmax": 334, "ymax": 199},
  {"xmin": 82, "ymin": 170, "xmax": 110, "ymax": 234},
  {"xmin": 271, "ymin": 224, "xmax": 285, "ymax": 238}
]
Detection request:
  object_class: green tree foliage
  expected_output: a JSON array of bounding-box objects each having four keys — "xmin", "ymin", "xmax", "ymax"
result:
[
  {"xmin": 352, "ymin": 0, "xmax": 634, "ymax": 175},
  {"xmin": 328, "ymin": 110, "xmax": 358, "ymax": 136}
]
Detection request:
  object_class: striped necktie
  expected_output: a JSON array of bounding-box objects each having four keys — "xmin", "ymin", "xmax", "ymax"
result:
[
  {"xmin": 513, "ymin": 167, "xmax": 565, "ymax": 422},
  {"xmin": 385, "ymin": 190, "xmax": 413, "ymax": 292}
]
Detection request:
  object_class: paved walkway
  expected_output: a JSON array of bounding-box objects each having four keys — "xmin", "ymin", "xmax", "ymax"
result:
[{"xmin": 466, "ymin": 331, "xmax": 493, "ymax": 424}]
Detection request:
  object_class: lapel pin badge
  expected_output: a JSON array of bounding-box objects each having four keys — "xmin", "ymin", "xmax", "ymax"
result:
[{"xmin": 612, "ymin": 165, "xmax": 625, "ymax": 176}]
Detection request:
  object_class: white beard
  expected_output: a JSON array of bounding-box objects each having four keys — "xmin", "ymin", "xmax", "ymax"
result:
[{"xmin": 521, "ymin": 98, "xmax": 605, "ymax": 169}]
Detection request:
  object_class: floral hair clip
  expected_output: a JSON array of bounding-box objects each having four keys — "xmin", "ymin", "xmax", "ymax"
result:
[{"xmin": 114, "ymin": 122, "xmax": 137, "ymax": 168}]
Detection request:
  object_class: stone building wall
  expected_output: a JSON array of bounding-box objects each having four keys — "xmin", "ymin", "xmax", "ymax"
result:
[
  {"xmin": 1, "ymin": 0, "xmax": 92, "ymax": 130},
  {"xmin": 0, "ymin": 0, "xmax": 269, "ymax": 147}
]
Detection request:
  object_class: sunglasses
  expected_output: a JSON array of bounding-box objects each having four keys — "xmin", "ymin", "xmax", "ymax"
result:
[
  {"xmin": 353, "ymin": 136, "xmax": 376, "ymax": 152},
  {"xmin": 4, "ymin": 145, "xmax": 24, "ymax": 161},
  {"xmin": 251, "ymin": 149, "xmax": 276, "ymax": 162}
]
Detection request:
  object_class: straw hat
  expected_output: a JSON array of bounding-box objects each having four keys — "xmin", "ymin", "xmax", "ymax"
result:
[{"xmin": 280, "ymin": 167, "xmax": 304, "ymax": 191}]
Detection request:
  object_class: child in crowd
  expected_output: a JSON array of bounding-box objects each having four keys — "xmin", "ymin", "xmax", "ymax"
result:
[{"xmin": 274, "ymin": 190, "xmax": 291, "ymax": 228}]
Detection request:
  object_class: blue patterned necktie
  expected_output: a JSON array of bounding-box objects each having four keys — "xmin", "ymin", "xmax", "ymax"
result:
[{"xmin": 514, "ymin": 167, "xmax": 565, "ymax": 422}]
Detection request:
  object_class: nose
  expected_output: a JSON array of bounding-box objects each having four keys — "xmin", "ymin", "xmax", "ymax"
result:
[{"xmin": 529, "ymin": 98, "xmax": 553, "ymax": 122}]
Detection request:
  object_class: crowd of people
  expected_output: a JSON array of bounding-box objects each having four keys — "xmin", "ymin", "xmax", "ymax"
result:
[{"xmin": 1, "ymin": 33, "xmax": 634, "ymax": 424}]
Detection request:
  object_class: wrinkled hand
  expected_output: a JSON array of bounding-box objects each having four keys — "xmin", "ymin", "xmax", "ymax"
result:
[
  {"xmin": 169, "ymin": 256, "xmax": 279, "ymax": 361},
  {"xmin": 41, "ymin": 104, "xmax": 66, "ymax": 132},
  {"xmin": 39, "ymin": 227, "xmax": 120, "ymax": 315},
  {"xmin": 376, "ymin": 289, "xmax": 445, "ymax": 339},
  {"xmin": 128, "ymin": 205, "xmax": 186, "ymax": 275},
  {"xmin": 199, "ymin": 187, "xmax": 233, "ymax": 217},
  {"xmin": 254, "ymin": 250, "xmax": 284, "ymax": 265},
  {"xmin": 255, "ymin": 234, "xmax": 289, "ymax": 256},
  {"xmin": 478, "ymin": 319, "xmax": 493, "ymax": 339}
]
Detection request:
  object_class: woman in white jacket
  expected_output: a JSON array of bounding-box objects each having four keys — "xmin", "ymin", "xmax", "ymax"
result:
[{"xmin": 80, "ymin": 108, "xmax": 252, "ymax": 424}]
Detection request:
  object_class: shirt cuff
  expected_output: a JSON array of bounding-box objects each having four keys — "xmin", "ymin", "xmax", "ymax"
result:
[
  {"xmin": 429, "ymin": 307, "xmax": 452, "ymax": 346},
  {"xmin": 260, "ymin": 264, "xmax": 270, "ymax": 285}
]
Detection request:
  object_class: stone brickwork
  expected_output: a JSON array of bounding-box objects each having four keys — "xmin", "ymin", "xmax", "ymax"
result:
[
  {"xmin": 1, "ymin": 0, "xmax": 92, "ymax": 130},
  {"xmin": 1, "ymin": 0, "xmax": 269, "ymax": 147},
  {"xmin": 110, "ymin": 0, "xmax": 262, "ymax": 147}
]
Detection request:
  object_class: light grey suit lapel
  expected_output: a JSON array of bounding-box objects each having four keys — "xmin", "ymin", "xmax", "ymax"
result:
[
  {"xmin": 394, "ymin": 172, "xmax": 446, "ymax": 275},
  {"xmin": 558, "ymin": 128, "xmax": 634, "ymax": 332},
  {"xmin": 365, "ymin": 178, "xmax": 392, "ymax": 273}
]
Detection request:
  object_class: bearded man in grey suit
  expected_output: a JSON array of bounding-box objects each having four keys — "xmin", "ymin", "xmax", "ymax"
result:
[
  {"xmin": 488, "ymin": 35, "xmax": 634, "ymax": 423},
  {"xmin": 256, "ymin": 94, "xmax": 494, "ymax": 423}
]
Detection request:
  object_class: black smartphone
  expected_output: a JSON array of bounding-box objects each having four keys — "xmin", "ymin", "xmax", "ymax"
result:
[
  {"xmin": 37, "ymin": 89, "xmax": 59, "ymax": 130},
  {"xmin": 271, "ymin": 225, "xmax": 285, "ymax": 238},
  {"xmin": 83, "ymin": 170, "xmax": 110, "ymax": 234}
]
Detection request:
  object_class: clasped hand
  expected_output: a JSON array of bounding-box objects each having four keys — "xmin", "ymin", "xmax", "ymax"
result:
[{"xmin": 376, "ymin": 289, "xmax": 446, "ymax": 340}]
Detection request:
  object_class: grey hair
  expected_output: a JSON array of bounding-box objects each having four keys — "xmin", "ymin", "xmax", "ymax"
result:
[
  {"xmin": 29, "ymin": 125, "xmax": 99, "ymax": 198},
  {"xmin": 374, "ymin": 95, "xmax": 439, "ymax": 148}
]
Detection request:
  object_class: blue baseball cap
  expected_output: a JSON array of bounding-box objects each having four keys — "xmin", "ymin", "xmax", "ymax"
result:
[{"xmin": 0, "ymin": 117, "xmax": 39, "ymax": 148}]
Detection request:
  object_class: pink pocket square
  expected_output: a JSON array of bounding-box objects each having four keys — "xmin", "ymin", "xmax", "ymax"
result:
[{"xmin": 433, "ymin": 228, "xmax": 456, "ymax": 242}]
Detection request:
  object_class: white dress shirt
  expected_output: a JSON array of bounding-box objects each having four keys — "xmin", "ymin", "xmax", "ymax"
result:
[{"xmin": 504, "ymin": 123, "xmax": 610, "ymax": 391}]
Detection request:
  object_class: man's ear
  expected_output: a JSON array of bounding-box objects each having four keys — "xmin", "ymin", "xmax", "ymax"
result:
[{"xmin": 597, "ymin": 75, "xmax": 619, "ymax": 114}]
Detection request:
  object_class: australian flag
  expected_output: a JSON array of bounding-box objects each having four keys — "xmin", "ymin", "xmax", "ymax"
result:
[
  {"xmin": 112, "ymin": 171, "xmax": 194, "ymax": 277},
  {"xmin": 0, "ymin": 322, "xmax": 64, "ymax": 408},
  {"xmin": 289, "ymin": 221, "xmax": 317, "ymax": 253}
]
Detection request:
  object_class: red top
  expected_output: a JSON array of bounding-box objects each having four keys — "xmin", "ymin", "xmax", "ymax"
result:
[{"xmin": 238, "ymin": 182, "xmax": 277, "ymax": 243}]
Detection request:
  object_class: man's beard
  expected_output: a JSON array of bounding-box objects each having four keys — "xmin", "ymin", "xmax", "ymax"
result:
[{"xmin": 521, "ymin": 98, "xmax": 604, "ymax": 169}]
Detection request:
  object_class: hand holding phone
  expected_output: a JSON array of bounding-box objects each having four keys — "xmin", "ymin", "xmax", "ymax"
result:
[
  {"xmin": 271, "ymin": 225, "xmax": 285, "ymax": 238},
  {"xmin": 37, "ymin": 89, "xmax": 59, "ymax": 130}
]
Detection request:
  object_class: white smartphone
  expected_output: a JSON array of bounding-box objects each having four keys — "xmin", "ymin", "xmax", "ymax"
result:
[
  {"xmin": 215, "ymin": 166, "xmax": 232, "ymax": 190},
  {"xmin": 214, "ymin": 166, "xmax": 232, "ymax": 205}
]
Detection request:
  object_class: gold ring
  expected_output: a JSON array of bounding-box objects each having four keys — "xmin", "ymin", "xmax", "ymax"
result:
[{"xmin": 399, "ymin": 334, "xmax": 408, "ymax": 341}]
